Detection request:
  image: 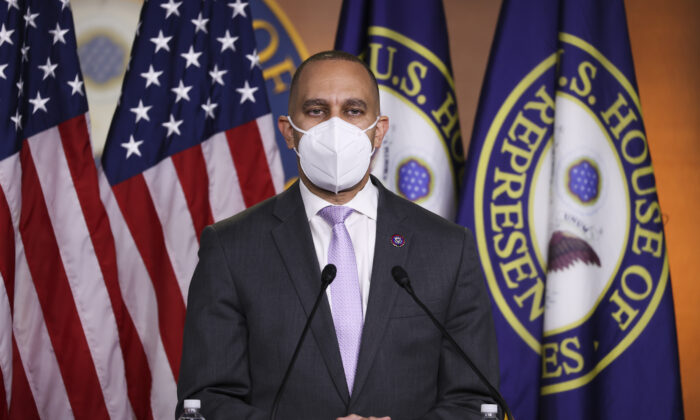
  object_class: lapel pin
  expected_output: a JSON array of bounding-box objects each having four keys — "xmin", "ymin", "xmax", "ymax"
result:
[{"xmin": 391, "ymin": 234, "xmax": 406, "ymax": 247}]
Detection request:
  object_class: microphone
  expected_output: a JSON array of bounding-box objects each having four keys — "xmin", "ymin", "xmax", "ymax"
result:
[
  {"xmin": 270, "ymin": 264, "xmax": 337, "ymax": 420},
  {"xmin": 391, "ymin": 266, "xmax": 513, "ymax": 420}
]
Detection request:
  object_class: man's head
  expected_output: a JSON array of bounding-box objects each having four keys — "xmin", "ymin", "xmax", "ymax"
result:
[
  {"xmin": 287, "ymin": 50, "xmax": 380, "ymax": 113},
  {"xmin": 278, "ymin": 50, "xmax": 389, "ymax": 200}
]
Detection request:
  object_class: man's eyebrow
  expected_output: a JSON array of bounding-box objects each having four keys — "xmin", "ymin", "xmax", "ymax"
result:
[
  {"xmin": 302, "ymin": 99, "xmax": 329, "ymax": 109},
  {"xmin": 344, "ymin": 98, "xmax": 368, "ymax": 109}
]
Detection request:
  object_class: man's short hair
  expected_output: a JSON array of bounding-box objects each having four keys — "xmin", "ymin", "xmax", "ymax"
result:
[{"xmin": 288, "ymin": 50, "xmax": 380, "ymax": 111}]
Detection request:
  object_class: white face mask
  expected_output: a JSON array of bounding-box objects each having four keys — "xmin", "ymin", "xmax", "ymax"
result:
[{"xmin": 288, "ymin": 116, "xmax": 379, "ymax": 194}]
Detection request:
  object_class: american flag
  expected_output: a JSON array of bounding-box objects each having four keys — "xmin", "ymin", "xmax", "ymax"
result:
[
  {"xmin": 99, "ymin": 0, "xmax": 284, "ymax": 417},
  {"xmin": 1, "ymin": 0, "xmax": 283, "ymax": 418},
  {"xmin": 0, "ymin": 0, "xmax": 127, "ymax": 418}
]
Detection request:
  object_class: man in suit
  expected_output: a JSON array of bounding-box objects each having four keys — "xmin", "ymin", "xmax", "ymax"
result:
[{"xmin": 177, "ymin": 50, "xmax": 499, "ymax": 420}]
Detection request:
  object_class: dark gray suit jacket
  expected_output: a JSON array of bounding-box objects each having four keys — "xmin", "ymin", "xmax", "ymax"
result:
[{"xmin": 177, "ymin": 177, "xmax": 499, "ymax": 420}]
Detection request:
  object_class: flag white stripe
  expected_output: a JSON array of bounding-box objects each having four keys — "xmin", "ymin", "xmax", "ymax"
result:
[
  {"xmin": 0, "ymin": 154, "xmax": 21, "ymax": 227},
  {"xmin": 148, "ymin": 334, "xmax": 178, "ymax": 420},
  {"xmin": 27, "ymin": 130, "xmax": 130, "ymax": 420},
  {"xmin": 0, "ymin": 271, "xmax": 12, "ymax": 409},
  {"xmin": 142, "ymin": 158, "xmax": 199, "ymax": 302},
  {"xmin": 0, "ymin": 155, "xmax": 21, "ymax": 413},
  {"xmin": 13, "ymin": 243, "xmax": 73, "ymax": 419},
  {"xmin": 99, "ymin": 172, "xmax": 178, "ymax": 419},
  {"xmin": 256, "ymin": 114, "xmax": 285, "ymax": 193},
  {"xmin": 201, "ymin": 132, "xmax": 247, "ymax": 222}
]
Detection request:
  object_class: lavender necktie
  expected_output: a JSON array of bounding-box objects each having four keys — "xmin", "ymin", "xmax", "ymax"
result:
[{"xmin": 318, "ymin": 205, "xmax": 363, "ymax": 394}]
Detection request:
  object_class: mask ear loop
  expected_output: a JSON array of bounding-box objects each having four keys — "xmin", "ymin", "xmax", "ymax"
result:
[
  {"xmin": 286, "ymin": 116, "xmax": 309, "ymax": 135},
  {"xmin": 287, "ymin": 116, "xmax": 307, "ymax": 157},
  {"xmin": 362, "ymin": 116, "xmax": 381, "ymax": 133},
  {"xmin": 365, "ymin": 116, "xmax": 381, "ymax": 156}
]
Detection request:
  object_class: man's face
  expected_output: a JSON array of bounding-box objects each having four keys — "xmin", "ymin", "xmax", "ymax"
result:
[{"xmin": 279, "ymin": 59, "xmax": 387, "ymax": 151}]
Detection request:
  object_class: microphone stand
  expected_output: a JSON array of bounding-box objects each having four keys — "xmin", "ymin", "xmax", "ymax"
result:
[
  {"xmin": 391, "ymin": 266, "xmax": 514, "ymax": 420},
  {"xmin": 270, "ymin": 264, "xmax": 336, "ymax": 420}
]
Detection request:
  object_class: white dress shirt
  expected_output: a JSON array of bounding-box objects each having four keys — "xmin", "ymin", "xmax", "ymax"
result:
[{"xmin": 299, "ymin": 180, "xmax": 378, "ymax": 318}]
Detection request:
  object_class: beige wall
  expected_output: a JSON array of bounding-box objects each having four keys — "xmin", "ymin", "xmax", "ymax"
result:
[
  {"xmin": 626, "ymin": 1, "xmax": 700, "ymax": 417},
  {"xmin": 277, "ymin": 0, "xmax": 699, "ymax": 415}
]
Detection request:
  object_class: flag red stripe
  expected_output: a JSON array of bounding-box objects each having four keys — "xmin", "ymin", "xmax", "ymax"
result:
[
  {"xmin": 112, "ymin": 175, "xmax": 185, "ymax": 380},
  {"xmin": 57, "ymin": 115, "xmax": 154, "ymax": 420},
  {"xmin": 226, "ymin": 121, "xmax": 276, "ymax": 207},
  {"xmin": 18, "ymin": 147, "xmax": 109, "ymax": 419},
  {"xmin": 171, "ymin": 145, "xmax": 214, "ymax": 241},
  {"xmin": 9, "ymin": 338, "xmax": 39, "ymax": 420}
]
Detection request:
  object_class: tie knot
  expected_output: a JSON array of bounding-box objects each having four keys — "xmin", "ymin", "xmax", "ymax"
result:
[{"xmin": 319, "ymin": 205, "xmax": 353, "ymax": 226}]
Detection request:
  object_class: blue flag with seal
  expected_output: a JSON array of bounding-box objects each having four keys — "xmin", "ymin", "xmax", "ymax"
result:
[
  {"xmin": 458, "ymin": 0, "xmax": 684, "ymax": 418},
  {"xmin": 335, "ymin": 0, "xmax": 464, "ymax": 220},
  {"xmin": 250, "ymin": 0, "xmax": 308, "ymax": 183}
]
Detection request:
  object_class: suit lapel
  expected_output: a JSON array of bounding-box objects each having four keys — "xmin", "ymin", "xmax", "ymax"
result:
[
  {"xmin": 350, "ymin": 179, "xmax": 411, "ymax": 401},
  {"xmin": 271, "ymin": 183, "xmax": 350, "ymax": 404}
]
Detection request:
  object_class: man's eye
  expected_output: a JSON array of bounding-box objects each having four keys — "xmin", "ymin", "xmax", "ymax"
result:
[
  {"xmin": 347, "ymin": 109, "xmax": 363, "ymax": 116},
  {"xmin": 308, "ymin": 109, "xmax": 323, "ymax": 116}
]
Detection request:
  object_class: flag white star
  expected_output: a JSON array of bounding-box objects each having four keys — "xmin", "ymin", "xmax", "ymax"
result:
[
  {"xmin": 29, "ymin": 91, "xmax": 50, "ymax": 114},
  {"xmin": 216, "ymin": 30, "xmax": 238, "ymax": 52},
  {"xmin": 160, "ymin": 0, "xmax": 182, "ymax": 19},
  {"xmin": 140, "ymin": 65, "xmax": 163, "ymax": 87},
  {"xmin": 201, "ymin": 98, "xmax": 218, "ymax": 119},
  {"xmin": 171, "ymin": 80, "xmax": 193, "ymax": 103},
  {"xmin": 228, "ymin": 0, "xmax": 248, "ymax": 18},
  {"xmin": 49, "ymin": 22, "xmax": 69, "ymax": 44},
  {"xmin": 0, "ymin": 63, "xmax": 7, "ymax": 79},
  {"xmin": 162, "ymin": 114, "xmax": 183, "ymax": 137},
  {"xmin": 10, "ymin": 109, "xmax": 21, "ymax": 130},
  {"xmin": 23, "ymin": 7, "xmax": 39, "ymax": 28},
  {"xmin": 38, "ymin": 57, "xmax": 58, "ymax": 80},
  {"xmin": 246, "ymin": 49, "xmax": 261, "ymax": 69},
  {"xmin": 16, "ymin": 78, "xmax": 23, "ymax": 97},
  {"xmin": 209, "ymin": 65, "xmax": 227, "ymax": 86},
  {"xmin": 59, "ymin": 0, "xmax": 70, "ymax": 11},
  {"xmin": 121, "ymin": 135, "xmax": 144, "ymax": 158},
  {"xmin": 0, "ymin": 24, "xmax": 13, "ymax": 46},
  {"xmin": 236, "ymin": 81, "xmax": 258, "ymax": 104},
  {"xmin": 5, "ymin": 0, "xmax": 19, "ymax": 11},
  {"xmin": 20, "ymin": 44, "xmax": 29, "ymax": 62},
  {"xmin": 191, "ymin": 12, "xmax": 209, "ymax": 33},
  {"xmin": 180, "ymin": 46, "xmax": 202, "ymax": 68},
  {"xmin": 130, "ymin": 100, "xmax": 152, "ymax": 123},
  {"xmin": 150, "ymin": 30, "xmax": 172, "ymax": 53},
  {"xmin": 67, "ymin": 74, "xmax": 84, "ymax": 96}
]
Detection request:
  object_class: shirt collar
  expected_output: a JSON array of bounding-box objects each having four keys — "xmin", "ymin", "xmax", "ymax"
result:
[{"xmin": 299, "ymin": 178, "xmax": 378, "ymax": 221}]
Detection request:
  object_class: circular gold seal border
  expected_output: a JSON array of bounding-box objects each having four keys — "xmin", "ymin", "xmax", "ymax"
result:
[
  {"xmin": 473, "ymin": 33, "xmax": 669, "ymax": 394},
  {"xmin": 262, "ymin": 0, "xmax": 310, "ymax": 60}
]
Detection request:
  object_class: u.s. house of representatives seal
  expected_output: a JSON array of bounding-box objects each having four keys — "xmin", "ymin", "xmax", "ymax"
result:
[
  {"xmin": 472, "ymin": 33, "xmax": 669, "ymax": 394},
  {"xmin": 362, "ymin": 26, "xmax": 464, "ymax": 219}
]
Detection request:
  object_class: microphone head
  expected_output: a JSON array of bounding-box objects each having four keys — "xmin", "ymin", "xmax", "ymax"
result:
[
  {"xmin": 391, "ymin": 265, "xmax": 410, "ymax": 288},
  {"xmin": 321, "ymin": 264, "xmax": 337, "ymax": 285}
]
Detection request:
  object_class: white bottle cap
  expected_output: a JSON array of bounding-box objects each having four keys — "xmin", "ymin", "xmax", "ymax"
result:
[
  {"xmin": 481, "ymin": 403, "xmax": 498, "ymax": 414},
  {"xmin": 184, "ymin": 399, "xmax": 201, "ymax": 409}
]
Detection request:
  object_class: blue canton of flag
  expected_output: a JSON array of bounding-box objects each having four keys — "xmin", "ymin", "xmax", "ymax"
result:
[
  {"xmin": 102, "ymin": 0, "xmax": 273, "ymax": 185},
  {"xmin": 335, "ymin": 0, "xmax": 464, "ymax": 220},
  {"xmin": 1, "ymin": 0, "xmax": 86, "ymax": 156},
  {"xmin": 458, "ymin": 0, "xmax": 684, "ymax": 418}
]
